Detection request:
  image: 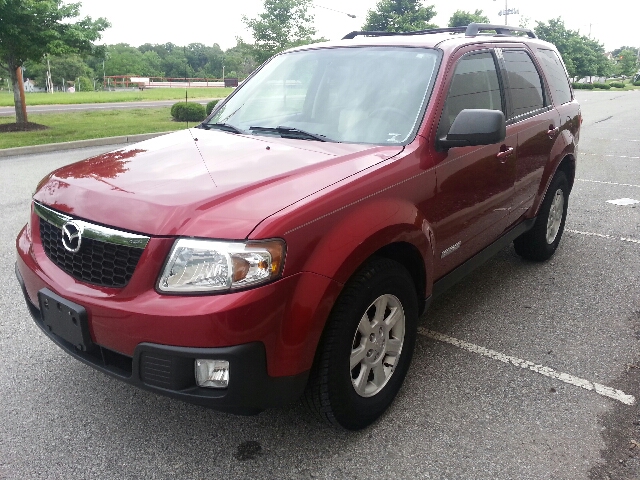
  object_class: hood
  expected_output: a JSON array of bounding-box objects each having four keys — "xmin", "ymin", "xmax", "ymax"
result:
[{"xmin": 33, "ymin": 129, "xmax": 403, "ymax": 238}]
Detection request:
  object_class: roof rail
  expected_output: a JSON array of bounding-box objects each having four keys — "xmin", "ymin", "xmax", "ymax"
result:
[
  {"xmin": 465, "ymin": 23, "xmax": 536, "ymax": 38},
  {"xmin": 342, "ymin": 27, "xmax": 466, "ymax": 40},
  {"xmin": 342, "ymin": 23, "xmax": 535, "ymax": 40}
]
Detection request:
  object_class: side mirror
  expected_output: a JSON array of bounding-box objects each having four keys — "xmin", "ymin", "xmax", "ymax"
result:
[{"xmin": 437, "ymin": 109, "xmax": 506, "ymax": 150}]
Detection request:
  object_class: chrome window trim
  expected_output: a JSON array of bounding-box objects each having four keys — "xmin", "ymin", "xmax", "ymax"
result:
[{"xmin": 34, "ymin": 201, "xmax": 150, "ymax": 249}]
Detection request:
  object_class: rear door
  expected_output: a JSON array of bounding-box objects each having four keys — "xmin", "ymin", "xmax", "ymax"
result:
[{"xmin": 499, "ymin": 48, "xmax": 561, "ymax": 221}]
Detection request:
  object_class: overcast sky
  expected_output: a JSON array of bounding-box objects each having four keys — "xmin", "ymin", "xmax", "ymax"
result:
[{"xmin": 78, "ymin": 0, "xmax": 636, "ymax": 52}]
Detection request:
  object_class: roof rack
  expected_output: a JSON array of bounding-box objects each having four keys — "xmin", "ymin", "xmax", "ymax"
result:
[{"xmin": 342, "ymin": 23, "xmax": 536, "ymax": 40}]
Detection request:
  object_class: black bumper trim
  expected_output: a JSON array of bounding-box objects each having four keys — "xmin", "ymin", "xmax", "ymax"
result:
[{"xmin": 15, "ymin": 263, "xmax": 309, "ymax": 415}]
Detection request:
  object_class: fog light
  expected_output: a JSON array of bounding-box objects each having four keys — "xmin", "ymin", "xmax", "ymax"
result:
[{"xmin": 195, "ymin": 359, "xmax": 229, "ymax": 388}]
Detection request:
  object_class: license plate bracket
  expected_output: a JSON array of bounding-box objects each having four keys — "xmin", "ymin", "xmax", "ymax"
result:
[{"xmin": 38, "ymin": 288, "xmax": 93, "ymax": 352}]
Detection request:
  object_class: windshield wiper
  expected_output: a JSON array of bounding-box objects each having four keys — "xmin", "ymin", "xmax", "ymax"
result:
[
  {"xmin": 249, "ymin": 126, "xmax": 328, "ymax": 142},
  {"xmin": 201, "ymin": 123, "xmax": 248, "ymax": 135}
]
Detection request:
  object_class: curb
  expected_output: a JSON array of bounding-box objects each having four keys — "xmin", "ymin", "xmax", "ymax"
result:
[{"xmin": 0, "ymin": 131, "xmax": 175, "ymax": 158}]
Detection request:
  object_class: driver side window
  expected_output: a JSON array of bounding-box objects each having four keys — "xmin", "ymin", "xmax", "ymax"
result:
[{"xmin": 438, "ymin": 51, "xmax": 503, "ymax": 138}]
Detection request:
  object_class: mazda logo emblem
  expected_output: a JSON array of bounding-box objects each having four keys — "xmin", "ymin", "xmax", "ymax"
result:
[{"xmin": 61, "ymin": 221, "xmax": 83, "ymax": 253}]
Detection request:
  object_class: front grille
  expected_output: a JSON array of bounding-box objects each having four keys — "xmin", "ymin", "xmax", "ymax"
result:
[{"xmin": 39, "ymin": 218, "xmax": 144, "ymax": 288}]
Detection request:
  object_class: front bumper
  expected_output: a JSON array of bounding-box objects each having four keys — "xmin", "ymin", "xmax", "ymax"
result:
[{"xmin": 16, "ymin": 264, "xmax": 308, "ymax": 414}]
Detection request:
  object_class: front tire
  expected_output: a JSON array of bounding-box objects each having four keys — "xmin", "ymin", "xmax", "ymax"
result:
[
  {"xmin": 514, "ymin": 170, "xmax": 569, "ymax": 261},
  {"xmin": 303, "ymin": 257, "xmax": 419, "ymax": 430}
]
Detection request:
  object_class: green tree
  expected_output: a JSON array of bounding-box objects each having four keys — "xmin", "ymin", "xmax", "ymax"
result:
[
  {"xmin": 243, "ymin": 0, "xmax": 318, "ymax": 64},
  {"xmin": 535, "ymin": 18, "xmax": 608, "ymax": 80},
  {"xmin": 0, "ymin": 0, "xmax": 109, "ymax": 125},
  {"xmin": 24, "ymin": 54, "xmax": 94, "ymax": 90},
  {"xmin": 617, "ymin": 49, "xmax": 639, "ymax": 77},
  {"xmin": 362, "ymin": 0, "xmax": 437, "ymax": 33},
  {"xmin": 448, "ymin": 9, "xmax": 490, "ymax": 27},
  {"xmin": 104, "ymin": 44, "xmax": 145, "ymax": 76},
  {"xmin": 223, "ymin": 38, "xmax": 259, "ymax": 79}
]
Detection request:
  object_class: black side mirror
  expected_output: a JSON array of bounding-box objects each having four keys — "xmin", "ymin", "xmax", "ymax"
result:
[{"xmin": 437, "ymin": 109, "xmax": 506, "ymax": 150}]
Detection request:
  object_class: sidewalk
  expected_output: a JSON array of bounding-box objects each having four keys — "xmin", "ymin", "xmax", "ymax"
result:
[{"xmin": 0, "ymin": 131, "xmax": 173, "ymax": 158}]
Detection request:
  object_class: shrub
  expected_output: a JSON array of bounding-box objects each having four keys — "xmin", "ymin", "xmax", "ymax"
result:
[
  {"xmin": 171, "ymin": 102, "xmax": 206, "ymax": 122},
  {"xmin": 205, "ymin": 100, "xmax": 219, "ymax": 116},
  {"xmin": 633, "ymin": 81, "xmax": 640, "ymax": 87},
  {"xmin": 593, "ymin": 83, "xmax": 611, "ymax": 89},
  {"xmin": 609, "ymin": 82, "xmax": 626, "ymax": 89},
  {"xmin": 572, "ymin": 83, "xmax": 594, "ymax": 89}
]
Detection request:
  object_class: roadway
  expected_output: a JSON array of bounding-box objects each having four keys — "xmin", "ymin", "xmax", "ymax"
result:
[
  {"xmin": 0, "ymin": 98, "xmax": 222, "ymax": 117},
  {"xmin": 1, "ymin": 90, "xmax": 639, "ymax": 479}
]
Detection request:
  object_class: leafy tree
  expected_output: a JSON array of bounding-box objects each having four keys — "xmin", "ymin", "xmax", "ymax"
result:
[
  {"xmin": 223, "ymin": 38, "xmax": 259, "ymax": 78},
  {"xmin": 616, "ymin": 49, "xmax": 639, "ymax": 77},
  {"xmin": 362, "ymin": 0, "xmax": 437, "ymax": 33},
  {"xmin": 104, "ymin": 44, "xmax": 145, "ymax": 76},
  {"xmin": 24, "ymin": 54, "xmax": 94, "ymax": 90},
  {"xmin": 0, "ymin": 0, "xmax": 109, "ymax": 125},
  {"xmin": 243, "ymin": 0, "xmax": 319, "ymax": 64},
  {"xmin": 535, "ymin": 18, "xmax": 608, "ymax": 80},
  {"xmin": 448, "ymin": 10, "xmax": 490, "ymax": 28}
]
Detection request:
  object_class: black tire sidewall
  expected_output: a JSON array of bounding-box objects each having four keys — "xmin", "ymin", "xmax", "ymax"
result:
[{"xmin": 326, "ymin": 260, "xmax": 418, "ymax": 430}]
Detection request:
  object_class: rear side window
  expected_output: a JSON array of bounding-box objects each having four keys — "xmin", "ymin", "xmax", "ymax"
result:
[
  {"xmin": 438, "ymin": 51, "xmax": 502, "ymax": 137},
  {"xmin": 536, "ymin": 49, "xmax": 572, "ymax": 105},
  {"xmin": 502, "ymin": 50, "xmax": 545, "ymax": 119}
]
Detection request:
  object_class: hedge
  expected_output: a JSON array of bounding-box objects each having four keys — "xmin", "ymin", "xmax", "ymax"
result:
[
  {"xmin": 206, "ymin": 100, "xmax": 219, "ymax": 116},
  {"xmin": 171, "ymin": 102, "xmax": 206, "ymax": 122},
  {"xmin": 592, "ymin": 83, "xmax": 611, "ymax": 89},
  {"xmin": 609, "ymin": 82, "xmax": 626, "ymax": 89},
  {"xmin": 572, "ymin": 83, "xmax": 594, "ymax": 89}
]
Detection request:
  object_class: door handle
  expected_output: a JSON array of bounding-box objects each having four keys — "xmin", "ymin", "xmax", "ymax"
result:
[
  {"xmin": 547, "ymin": 126, "xmax": 559, "ymax": 139},
  {"xmin": 496, "ymin": 146, "xmax": 514, "ymax": 162}
]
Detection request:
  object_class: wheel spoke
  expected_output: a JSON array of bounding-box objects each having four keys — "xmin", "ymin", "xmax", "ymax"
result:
[
  {"xmin": 353, "ymin": 365, "xmax": 370, "ymax": 395},
  {"xmin": 371, "ymin": 296, "xmax": 388, "ymax": 326},
  {"xmin": 385, "ymin": 338, "xmax": 402, "ymax": 356},
  {"xmin": 384, "ymin": 306, "xmax": 400, "ymax": 330},
  {"xmin": 350, "ymin": 345, "xmax": 366, "ymax": 370},
  {"xmin": 357, "ymin": 313, "xmax": 372, "ymax": 336},
  {"xmin": 371, "ymin": 362, "xmax": 386, "ymax": 388}
]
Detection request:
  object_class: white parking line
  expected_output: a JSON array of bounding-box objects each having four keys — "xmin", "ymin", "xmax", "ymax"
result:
[
  {"xmin": 566, "ymin": 229, "xmax": 640, "ymax": 244},
  {"xmin": 581, "ymin": 153, "xmax": 640, "ymax": 159},
  {"xmin": 419, "ymin": 328, "xmax": 636, "ymax": 406},
  {"xmin": 576, "ymin": 179, "xmax": 640, "ymax": 189}
]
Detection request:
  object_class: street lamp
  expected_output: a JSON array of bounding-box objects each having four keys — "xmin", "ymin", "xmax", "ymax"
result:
[
  {"xmin": 314, "ymin": 3, "xmax": 356, "ymax": 18},
  {"xmin": 494, "ymin": 0, "xmax": 519, "ymax": 25}
]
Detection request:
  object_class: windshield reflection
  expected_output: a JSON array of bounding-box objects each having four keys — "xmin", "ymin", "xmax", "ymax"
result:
[{"xmin": 207, "ymin": 47, "xmax": 439, "ymax": 145}]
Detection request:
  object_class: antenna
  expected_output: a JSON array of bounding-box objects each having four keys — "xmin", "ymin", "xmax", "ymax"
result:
[{"xmin": 184, "ymin": 46, "xmax": 189, "ymax": 129}]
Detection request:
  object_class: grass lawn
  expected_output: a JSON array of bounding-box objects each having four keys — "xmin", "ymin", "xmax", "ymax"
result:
[
  {"xmin": 0, "ymin": 108, "xmax": 188, "ymax": 149},
  {"xmin": 0, "ymin": 87, "xmax": 233, "ymax": 107}
]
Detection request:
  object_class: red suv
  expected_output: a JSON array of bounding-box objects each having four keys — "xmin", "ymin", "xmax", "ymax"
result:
[{"xmin": 15, "ymin": 24, "xmax": 580, "ymax": 430}]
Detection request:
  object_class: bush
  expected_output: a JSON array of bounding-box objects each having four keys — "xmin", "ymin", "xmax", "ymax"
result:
[
  {"xmin": 572, "ymin": 83, "xmax": 594, "ymax": 89},
  {"xmin": 205, "ymin": 100, "xmax": 219, "ymax": 116},
  {"xmin": 592, "ymin": 83, "xmax": 611, "ymax": 89},
  {"xmin": 633, "ymin": 81, "xmax": 640, "ymax": 87},
  {"xmin": 171, "ymin": 102, "xmax": 206, "ymax": 122},
  {"xmin": 609, "ymin": 82, "xmax": 626, "ymax": 89}
]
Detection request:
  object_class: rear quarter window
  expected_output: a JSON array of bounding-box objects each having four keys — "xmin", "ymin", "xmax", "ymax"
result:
[{"xmin": 535, "ymin": 48, "xmax": 572, "ymax": 106}]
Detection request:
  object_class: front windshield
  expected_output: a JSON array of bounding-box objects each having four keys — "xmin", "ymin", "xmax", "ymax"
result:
[{"xmin": 207, "ymin": 47, "xmax": 439, "ymax": 144}]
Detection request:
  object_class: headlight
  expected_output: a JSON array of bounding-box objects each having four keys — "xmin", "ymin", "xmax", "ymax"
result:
[{"xmin": 157, "ymin": 238, "xmax": 286, "ymax": 294}]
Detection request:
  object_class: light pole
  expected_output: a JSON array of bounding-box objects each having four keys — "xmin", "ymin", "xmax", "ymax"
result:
[{"xmin": 494, "ymin": 0, "xmax": 518, "ymax": 25}]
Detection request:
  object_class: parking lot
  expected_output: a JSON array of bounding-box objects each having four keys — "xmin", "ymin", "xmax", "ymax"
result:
[{"xmin": 1, "ymin": 90, "xmax": 638, "ymax": 479}]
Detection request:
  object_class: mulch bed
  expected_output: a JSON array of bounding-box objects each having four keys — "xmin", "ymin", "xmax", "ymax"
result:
[{"xmin": 0, "ymin": 122, "xmax": 49, "ymax": 132}]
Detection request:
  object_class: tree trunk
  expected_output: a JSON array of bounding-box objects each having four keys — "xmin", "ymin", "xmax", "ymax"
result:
[{"xmin": 10, "ymin": 66, "xmax": 28, "ymax": 125}]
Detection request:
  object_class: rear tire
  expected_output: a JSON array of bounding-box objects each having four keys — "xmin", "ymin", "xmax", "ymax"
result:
[
  {"xmin": 303, "ymin": 257, "xmax": 419, "ymax": 430},
  {"xmin": 514, "ymin": 171, "xmax": 569, "ymax": 261}
]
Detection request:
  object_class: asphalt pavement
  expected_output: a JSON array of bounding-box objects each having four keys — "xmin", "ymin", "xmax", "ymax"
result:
[{"xmin": 0, "ymin": 90, "xmax": 638, "ymax": 479}]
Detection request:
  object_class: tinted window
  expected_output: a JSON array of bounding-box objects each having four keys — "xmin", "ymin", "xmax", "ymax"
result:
[
  {"xmin": 503, "ymin": 50, "xmax": 545, "ymax": 119},
  {"xmin": 438, "ymin": 52, "xmax": 502, "ymax": 137},
  {"xmin": 536, "ymin": 49, "xmax": 572, "ymax": 105}
]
